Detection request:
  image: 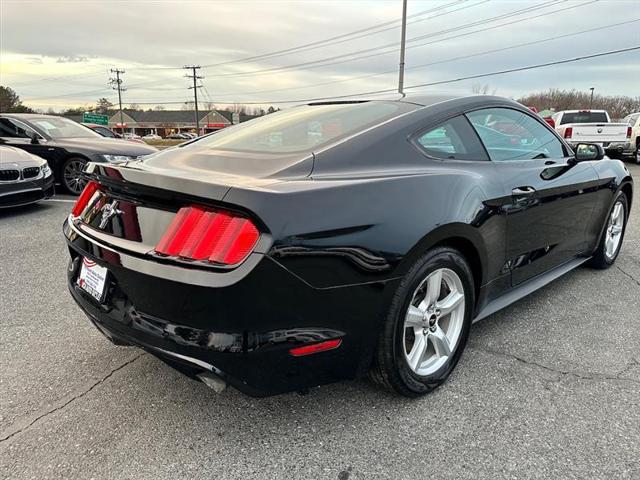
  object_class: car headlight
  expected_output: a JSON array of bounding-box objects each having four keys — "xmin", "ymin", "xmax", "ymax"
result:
[
  {"xmin": 41, "ymin": 164, "xmax": 52, "ymax": 177},
  {"xmin": 102, "ymin": 154, "xmax": 136, "ymax": 162}
]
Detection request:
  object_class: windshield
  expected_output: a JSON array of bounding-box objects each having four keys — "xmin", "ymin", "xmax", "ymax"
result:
[
  {"xmin": 190, "ymin": 102, "xmax": 407, "ymax": 153},
  {"xmin": 30, "ymin": 117, "xmax": 102, "ymax": 139},
  {"xmin": 559, "ymin": 112, "xmax": 608, "ymax": 125}
]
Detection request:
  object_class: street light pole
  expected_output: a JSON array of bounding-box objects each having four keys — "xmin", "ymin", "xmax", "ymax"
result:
[
  {"xmin": 589, "ymin": 87, "xmax": 595, "ymax": 108},
  {"xmin": 398, "ymin": 0, "xmax": 408, "ymax": 95}
]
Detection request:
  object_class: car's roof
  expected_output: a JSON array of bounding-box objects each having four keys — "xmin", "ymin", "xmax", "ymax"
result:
[
  {"xmin": 0, "ymin": 113, "xmax": 55, "ymax": 118},
  {"xmin": 557, "ymin": 109, "xmax": 608, "ymax": 113},
  {"xmin": 306, "ymin": 93, "xmax": 516, "ymax": 109}
]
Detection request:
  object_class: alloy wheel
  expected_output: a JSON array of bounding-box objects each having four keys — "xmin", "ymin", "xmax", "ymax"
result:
[
  {"xmin": 63, "ymin": 159, "xmax": 88, "ymax": 195},
  {"xmin": 605, "ymin": 200, "xmax": 625, "ymax": 260},
  {"xmin": 403, "ymin": 268, "xmax": 465, "ymax": 376}
]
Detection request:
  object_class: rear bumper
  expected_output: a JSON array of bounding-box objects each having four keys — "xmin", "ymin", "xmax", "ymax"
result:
[
  {"xmin": 64, "ymin": 219, "xmax": 397, "ymax": 396},
  {"xmin": 605, "ymin": 142, "xmax": 633, "ymax": 154}
]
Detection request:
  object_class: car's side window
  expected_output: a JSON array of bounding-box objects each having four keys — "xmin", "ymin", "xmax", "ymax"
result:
[
  {"xmin": 467, "ymin": 108, "xmax": 566, "ymax": 161},
  {"xmin": 415, "ymin": 115, "xmax": 488, "ymax": 161},
  {"xmin": 0, "ymin": 118, "xmax": 35, "ymax": 138},
  {"xmin": 95, "ymin": 127, "xmax": 116, "ymax": 137}
]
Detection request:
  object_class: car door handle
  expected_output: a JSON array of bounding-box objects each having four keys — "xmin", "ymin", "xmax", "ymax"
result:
[{"xmin": 512, "ymin": 186, "xmax": 536, "ymax": 197}]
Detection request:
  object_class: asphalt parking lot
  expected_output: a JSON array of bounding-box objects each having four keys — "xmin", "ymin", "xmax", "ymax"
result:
[{"xmin": 1, "ymin": 163, "xmax": 639, "ymax": 480}]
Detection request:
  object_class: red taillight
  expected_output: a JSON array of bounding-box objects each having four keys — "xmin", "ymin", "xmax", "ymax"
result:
[
  {"xmin": 289, "ymin": 339, "xmax": 342, "ymax": 357},
  {"xmin": 72, "ymin": 181, "xmax": 100, "ymax": 217},
  {"xmin": 627, "ymin": 126, "xmax": 632, "ymax": 138},
  {"xmin": 155, "ymin": 206, "xmax": 259, "ymax": 266},
  {"xmin": 564, "ymin": 127, "xmax": 573, "ymax": 139}
]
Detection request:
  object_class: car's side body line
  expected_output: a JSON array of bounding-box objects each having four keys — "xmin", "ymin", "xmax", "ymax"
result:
[{"xmin": 266, "ymin": 256, "xmax": 403, "ymax": 290}]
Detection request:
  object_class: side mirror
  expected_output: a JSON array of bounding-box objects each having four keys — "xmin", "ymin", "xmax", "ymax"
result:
[
  {"xmin": 573, "ymin": 143, "xmax": 605, "ymax": 162},
  {"xmin": 29, "ymin": 132, "xmax": 41, "ymax": 145}
]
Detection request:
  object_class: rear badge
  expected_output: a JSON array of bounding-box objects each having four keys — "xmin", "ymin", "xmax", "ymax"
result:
[{"xmin": 99, "ymin": 200, "xmax": 124, "ymax": 229}]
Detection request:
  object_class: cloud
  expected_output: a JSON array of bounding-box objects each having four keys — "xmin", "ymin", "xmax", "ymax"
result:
[
  {"xmin": 1, "ymin": 0, "xmax": 638, "ymax": 110},
  {"xmin": 56, "ymin": 55, "xmax": 92, "ymax": 63}
]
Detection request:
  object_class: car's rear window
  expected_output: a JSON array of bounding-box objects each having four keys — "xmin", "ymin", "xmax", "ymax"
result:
[
  {"xmin": 191, "ymin": 102, "xmax": 409, "ymax": 153},
  {"xmin": 559, "ymin": 112, "xmax": 608, "ymax": 125}
]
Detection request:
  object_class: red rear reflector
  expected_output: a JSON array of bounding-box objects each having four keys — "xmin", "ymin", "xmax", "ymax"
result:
[
  {"xmin": 155, "ymin": 206, "xmax": 259, "ymax": 266},
  {"xmin": 72, "ymin": 181, "xmax": 100, "ymax": 217},
  {"xmin": 564, "ymin": 127, "xmax": 573, "ymax": 139},
  {"xmin": 289, "ymin": 339, "xmax": 342, "ymax": 357},
  {"xmin": 627, "ymin": 126, "xmax": 632, "ymax": 138}
]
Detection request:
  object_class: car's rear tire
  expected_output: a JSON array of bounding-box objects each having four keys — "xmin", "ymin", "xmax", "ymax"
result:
[
  {"xmin": 62, "ymin": 157, "xmax": 88, "ymax": 195},
  {"xmin": 370, "ymin": 247, "xmax": 474, "ymax": 397},
  {"xmin": 635, "ymin": 141, "xmax": 640, "ymax": 164},
  {"xmin": 589, "ymin": 192, "xmax": 628, "ymax": 269}
]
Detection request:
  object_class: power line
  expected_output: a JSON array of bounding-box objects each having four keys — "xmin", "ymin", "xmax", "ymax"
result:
[
  {"xmin": 200, "ymin": 0, "xmax": 482, "ymax": 69},
  {"xmin": 152, "ymin": 45, "xmax": 638, "ymax": 106},
  {"xmin": 17, "ymin": 0, "xmax": 591, "ymax": 103},
  {"xmin": 404, "ymin": 45, "xmax": 640, "ymax": 91},
  {"xmin": 9, "ymin": 1, "xmax": 474, "ymax": 84},
  {"xmin": 9, "ymin": 69, "xmax": 109, "ymax": 88},
  {"xmin": 202, "ymin": 0, "xmax": 568, "ymax": 79},
  {"xmin": 205, "ymin": 17, "xmax": 640, "ymax": 100}
]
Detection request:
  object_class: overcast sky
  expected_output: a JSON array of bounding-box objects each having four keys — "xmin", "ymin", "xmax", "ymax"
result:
[{"xmin": 1, "ymin": 0, "xmax": 638, "ymax": 110}]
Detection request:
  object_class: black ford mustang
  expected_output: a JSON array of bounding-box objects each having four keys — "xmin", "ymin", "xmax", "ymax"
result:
[{"xmin": 63, "ymin": 95, "xmax": 633, "ymax": 397}]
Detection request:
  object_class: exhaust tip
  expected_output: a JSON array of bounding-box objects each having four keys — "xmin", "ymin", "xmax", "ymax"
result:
[{"xmin": 197, "ymin": 371, "xmax": 227, "ymax": 394}]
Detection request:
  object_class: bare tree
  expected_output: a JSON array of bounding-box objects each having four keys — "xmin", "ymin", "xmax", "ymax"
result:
[
  {"xmin": 471, "ymin": 83, "xmax": 497, "ymax": 95},
  {"xmin": 518, "ymin": 89, "xmax": 640, "ymax": 119}
]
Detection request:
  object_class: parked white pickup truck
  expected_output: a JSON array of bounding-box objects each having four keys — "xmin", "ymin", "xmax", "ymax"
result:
[{"xmin": 552, "ymin": 110, "xmax": 631, "ymax": 158}]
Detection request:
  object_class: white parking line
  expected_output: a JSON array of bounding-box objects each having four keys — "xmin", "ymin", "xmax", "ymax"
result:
[{"xmin": 45, "ymin": 199, "xmax": 76, "ymax": 203}]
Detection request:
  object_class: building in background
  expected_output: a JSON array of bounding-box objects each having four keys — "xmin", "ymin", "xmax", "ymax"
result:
[{"xmin": 107, "ymin": 109, "xmax": 236, "ymax": 137}]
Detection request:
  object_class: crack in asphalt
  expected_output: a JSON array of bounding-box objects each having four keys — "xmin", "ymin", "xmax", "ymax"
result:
[
  {"xmin": 470, "ymin": 347, "xmax": 640, "ymax": 386},
  {"xmin": 0, "ymin": 353, "xmax": 146, "ymax": 444},
  {"xmin": 615, "ymin": 264, "xmax": 640, "ymax": 287}
]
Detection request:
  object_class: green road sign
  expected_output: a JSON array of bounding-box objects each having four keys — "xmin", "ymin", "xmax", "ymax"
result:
[{"xmin": 82, "ymin": 112, "xmax": 109, "ymax": 125}]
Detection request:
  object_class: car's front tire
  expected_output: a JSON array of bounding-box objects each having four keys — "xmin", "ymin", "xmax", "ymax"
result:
[
  {"xmin": 371, "ymin": 247, "xmax": 474, "ymax": 397},
  {"xmin": 590, "ymin": 192, "xmax": 628, "ymax": 269},
  {"xmin": 62, "ymin": 157, "xmax": 88, "ymax": 195}
]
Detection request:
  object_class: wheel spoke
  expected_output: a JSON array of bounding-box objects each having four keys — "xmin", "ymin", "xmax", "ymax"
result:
[
  {"xmin": 612, "ymin": 203, "xmax": 622, "ymax": 223},
  {"xmin": 605, "ymin": 236, "xmax": 613, "ymax": 256},
  {"xmin": 436, "ymin": 291, "xmax": 464, "ymax": 317},
  {"xmin": 407, "ymin": 334, "xmax": 427, "ymax": 370},
  {"xmin": 424, "ymin": 270, "xmax": 442, "ymax": 306},
  {"xmin": 429, "ymin": 326, "xmax": 451, "ymax": 359},
  {"xmin": 405, "ymin": 305, "xmax": 425, "ymax": 328}
]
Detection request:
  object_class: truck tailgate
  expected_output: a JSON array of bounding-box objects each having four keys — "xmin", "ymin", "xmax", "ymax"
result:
[{"xmin": 569, "ymin": 123, "xmax": 629, "ymax": 143}]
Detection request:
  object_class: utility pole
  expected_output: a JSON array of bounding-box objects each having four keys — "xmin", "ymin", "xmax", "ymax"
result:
[
  {"xmin": 184, "ymin": 65, "xmax": 204, "ymax": 136},
  {"xmin": 398, "ymin": 0, "xmax": 408, "ymax": 95},
  {"xmin": 109, "ymin": 69, "xmax": 126, "ymax": 136},
  {"xmin": 589, "ymin": 87, "xmax": 595, "ymax": 108}
]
